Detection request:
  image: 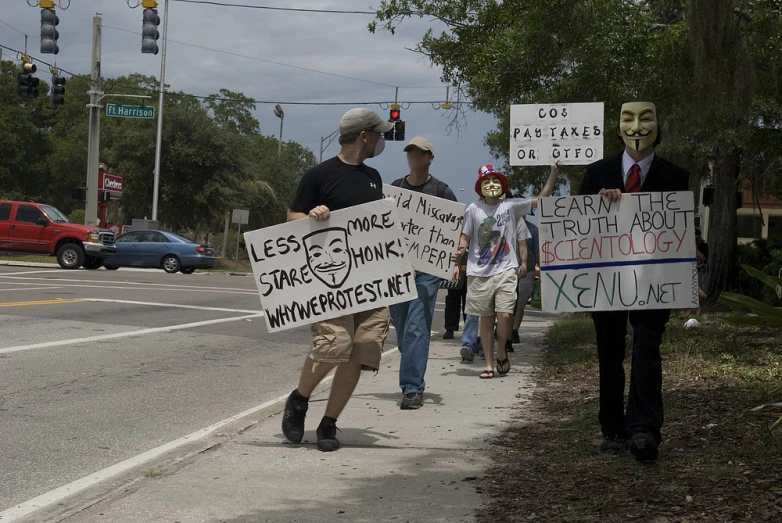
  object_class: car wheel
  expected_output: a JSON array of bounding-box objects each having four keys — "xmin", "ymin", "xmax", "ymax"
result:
[
  {"xmin": 104, "ymin": 265, "xmax": 119, "ymax": 271},
  {"xmin": 180, "ymin": 267, "xmax": 196, "ymax": 274},
  {"xmin": 56, "ymin": 243, "xmax": 86, "ymax": 270},
  {"xmin": 83, "ymin": 256, "xmax": 103, "ymax": 270},
  {"xmin": 162, "ymin": 255, "xmax": 181, "ymax": 274}
]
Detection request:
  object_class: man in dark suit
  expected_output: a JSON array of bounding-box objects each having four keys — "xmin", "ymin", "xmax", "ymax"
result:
[{"xmin": 579, "ymin": 101, "xmax": 690, "ymax": 462}]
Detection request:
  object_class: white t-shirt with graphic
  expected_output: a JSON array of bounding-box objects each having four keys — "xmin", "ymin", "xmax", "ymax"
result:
[{"xmin": 462, "ymin": 199, "xmax": 533, "ymax": 278}]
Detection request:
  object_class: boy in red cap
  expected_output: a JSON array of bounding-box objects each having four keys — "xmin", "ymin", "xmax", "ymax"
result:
[{"xmin": 451, "ymin": 163, "xmax": 559, "ymax": 378}]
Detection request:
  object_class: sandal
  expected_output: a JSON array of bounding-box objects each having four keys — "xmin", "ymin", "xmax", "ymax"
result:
[
  {"xmin": 496, "ymin": 357, "xmax": 511, "ymax": 375},
  {"xmin": 479, "ymin": 370, "xmax": 494, "ymax": 379}
]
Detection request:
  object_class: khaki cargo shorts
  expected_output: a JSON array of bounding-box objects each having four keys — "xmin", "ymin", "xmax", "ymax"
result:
[
  {"xmin": 309, "ymin": 307, "xmax": 390, "ymax": 372},
  {"xmin": 466, "ymin": 268, "xmax": 518, "ymax": 316}
]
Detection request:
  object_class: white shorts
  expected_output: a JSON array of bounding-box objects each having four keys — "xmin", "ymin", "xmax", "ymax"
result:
[{"xmin": 465, "ymin": 268, "xmax": 518, "ymax": 316}]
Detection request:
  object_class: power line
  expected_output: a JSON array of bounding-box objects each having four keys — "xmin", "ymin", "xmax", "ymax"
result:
[
  {"xmin": 103, "ymin": 26, "xmax": 446, "ymax": 90},
  {"xmin": 0, "ymin": 18, "xmax": 29, "ymax": 37},
  {"xmin": 104, "ymin": 25, "xmax": 398, "ymax": 88},
  {"xmin": 0, "ymin": 43, "xmax": 78, "ymax": 75},
  {"xmin": 0, "ymin": 43, "xmax": 472, "ymax": 106},
  {"xmin": 168, "ymin": 0, "xmax": 375, "ymax": 14}
]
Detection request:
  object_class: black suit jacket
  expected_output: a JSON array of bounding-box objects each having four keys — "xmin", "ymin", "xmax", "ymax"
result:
[{"xmin": 579, "ymin": 152, "xmax": 690, "ymax": 195}]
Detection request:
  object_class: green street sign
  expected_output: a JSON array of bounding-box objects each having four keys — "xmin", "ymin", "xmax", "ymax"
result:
[{"xmin": 106, "ymin": 103, "xmax": 155, "ymax": 119}]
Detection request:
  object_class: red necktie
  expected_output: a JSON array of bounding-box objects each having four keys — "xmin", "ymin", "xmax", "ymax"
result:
[{"xmin": 625, "ymin": 164, "xmax": 642, "ymax": 193}]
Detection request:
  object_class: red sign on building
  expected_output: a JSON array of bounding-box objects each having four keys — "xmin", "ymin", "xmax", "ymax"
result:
[{"xmin": 99, "ymin": 172, "xmax": 124, "ymax": 198}]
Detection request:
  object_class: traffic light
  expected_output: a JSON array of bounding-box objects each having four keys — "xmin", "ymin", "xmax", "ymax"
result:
[
  {"xmin": 141, "ymin": 0, "xmax": 161, "ymax": 54},
  {"xmin": 394, "ymin": 120, "xmax": 406, "ymax": 142},
  {"xmin": 40, "ymin": 3, "xmax": 60, "ymax": 55},
  {"xmin": 384, "ymin": 105, "xmax": 405, "ymax": 141},
  {"xmin": 50, "ymin": 71, "xmax": 66, "ymax": 105},
  {"xmin": 18, "ymin": 59, "xmax": 39, "ymax": 99},
  {"xmin": 99, "ymin": 190, "xmax": 111, "ymax": 203}
]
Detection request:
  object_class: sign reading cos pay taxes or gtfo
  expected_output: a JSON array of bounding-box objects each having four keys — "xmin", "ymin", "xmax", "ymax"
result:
[{"xmin": 510, "ymin": 103, "xmax": 604, "ymax": 166}]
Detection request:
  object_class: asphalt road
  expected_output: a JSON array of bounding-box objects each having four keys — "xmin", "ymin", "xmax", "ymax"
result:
[{"xmin": 0, "ymin": 265, "xmax": 449, "ymax": 514}]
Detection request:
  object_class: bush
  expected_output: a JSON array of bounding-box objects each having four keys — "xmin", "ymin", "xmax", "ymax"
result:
[
  {"xmin": 68, "ymin": 209, "xmax": 85, "ymax": 225},
  {"xmin": 734, "ymin": 238, "xmax": 782, "ymax": 306}
]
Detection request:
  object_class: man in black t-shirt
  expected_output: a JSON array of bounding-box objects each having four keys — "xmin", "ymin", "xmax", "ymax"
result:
[{"xmin": 281, "ymin": 108, "xmax": 394, "ymax": 452}]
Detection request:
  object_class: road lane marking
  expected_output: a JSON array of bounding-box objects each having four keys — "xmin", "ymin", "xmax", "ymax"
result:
[
  {"xmin": 0, "ymin": 281, "xmax": 257, "ymax": 296},
  {"xmin": 0, "ymin": 298, "xmax": 81, "ymax": 308},
  {"xmin": 0, "ymin": 269, "xmax": 66, "ymax": 276},
  {"xmin": 0, "ymin": 313, "xmax": 265, "ymax": 355},
  {"xmin": 0, "ymin": 275, "xmax": 252, "ymax": 293},
  {"xmin": 0, "ymin": 347, "xmax": 400, "ymax": 522},
  {"xmin": 0, "ymin": 286, "xmax": 63, "ymax": 292},
  {"xmin": 82, "ymin": 298, "xmax": 262, "ymax": 314}
]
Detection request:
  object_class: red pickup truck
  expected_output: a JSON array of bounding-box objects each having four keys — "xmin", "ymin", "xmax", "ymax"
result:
[{"xmin": 0, "ymin": 201, "xmax": 116, "ymax": 269}]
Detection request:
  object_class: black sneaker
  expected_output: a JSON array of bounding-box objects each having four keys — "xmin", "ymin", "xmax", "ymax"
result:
[
  {"xmin": 460, "ymin": 347, "xmax": 474, "ymax": 363},
  {"xmin": 628, "ymin": 433, "xmax": 659, "ymax": 462},
  {"xmin": 316, "ymin": 416, "xmax": 340, "ymax": 452},
  {"xmin": 442, "ymin": 330, "xmax": 455, "ymax": 340},
  {"xmin": 511, "ymin": 329, "xmax": 520, "ymax": 344},
  {"xmin": 400, "ymin": 392, "xmax": 423, "ymax": 410},
  {"xmin": 600, "ymin": 434, "xmax": 626, "ymax": 453},
  {"xmin": 281, "ymin": 390, "xmax": 308, "ymax": 444},
  {"xmin": 505, "ymin": 339, "xmax": 515, "ymax": 353}
]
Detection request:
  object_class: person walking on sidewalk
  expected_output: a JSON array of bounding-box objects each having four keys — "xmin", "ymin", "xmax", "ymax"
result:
[
  {"xmin": 452, "ymin": 163, "xmax": 559, "ymax": 379},
  {"xmin": 281, "ymin": 108, "xmax": 394, "ymax": 451},
  {"xmin": 510, "ymin": 216, "xmax": 539, "ymax": 351},
  {"xmin": 388, "ymin": 136, "xmax": 458, "ymax": 409},
  {"xmin": 579, "ymin": 101, "xmax": 689, "ymax": 462},
  {"xmin": 443, "ymin": 252, "xmax": 468, "ymax": 340}
]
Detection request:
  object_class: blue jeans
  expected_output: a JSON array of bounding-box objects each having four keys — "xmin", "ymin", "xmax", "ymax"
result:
[
  {"xmin": 461, "ymin": 314, "xmax": 483, "ymax": 357},
  {"xmin": 389, "ymin": 273, "xmax": 441, "ymax": 394}
]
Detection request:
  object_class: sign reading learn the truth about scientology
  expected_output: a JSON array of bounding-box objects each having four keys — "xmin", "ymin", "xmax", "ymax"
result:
[
  {"xmin": 537, "ymin": 192, "xmax": 699, "ymax": 313},
  {"xmin": 382, "ymin": 184, "xmax": 466, "ymax": 279},
  {"xmin": 244, "ymin": 199, "xmax": 417, "ymax": 332},
  {"xmin": 510, "ymin": 103, "xmax": 604, "ymax": 166}
]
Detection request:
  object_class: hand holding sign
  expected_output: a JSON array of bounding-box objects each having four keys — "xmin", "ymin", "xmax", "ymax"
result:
[{"xmin": 309, "ymin": 205, "xmax": 331, "ymax": 221}]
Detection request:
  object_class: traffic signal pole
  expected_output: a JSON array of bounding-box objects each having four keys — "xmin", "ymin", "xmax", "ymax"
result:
[
  {"xmin": 85, "ymin": 13, "xmax": 102, "ymax": 227},
  {"xmin": 151, "ymin": 0, "xmax": 169, "ymax": 222}
]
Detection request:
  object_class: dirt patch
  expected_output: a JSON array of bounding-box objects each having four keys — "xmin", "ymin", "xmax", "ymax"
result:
[{"xmin": 479, "ymin": 313, "xmax": 782, "ymax": 522}]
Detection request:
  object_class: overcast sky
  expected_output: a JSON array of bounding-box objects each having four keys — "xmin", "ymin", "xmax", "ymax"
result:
[{"xmin": 1, "ymin": 0, "xmax": 500, "ymax": 204}]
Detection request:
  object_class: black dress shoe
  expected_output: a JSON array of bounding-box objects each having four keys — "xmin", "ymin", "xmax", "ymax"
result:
[
  {"xmin": 600, "ymin": 434, "xmax": 626, "ymax": 453},
  {"xmin": 442, "ymin": 330, "xmax": 454, "ymax": 340},
  {"xmin": 628, "ymin": 433, "xmax": 659, "ymax": 462}
]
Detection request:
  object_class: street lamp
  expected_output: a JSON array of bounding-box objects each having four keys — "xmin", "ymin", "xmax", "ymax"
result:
[{"xmin": 273, "ymin": 104, "xmax": 284, "ymax": 157}]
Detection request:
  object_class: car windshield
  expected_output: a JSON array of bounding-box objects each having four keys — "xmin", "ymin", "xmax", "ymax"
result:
[
  {"xmin": 169, "ymin": 233, "xmax": 196, "ymax": 244},
  {"xmin": 41, "ymin": 205, "xmax": 70, "ymax": 224}
]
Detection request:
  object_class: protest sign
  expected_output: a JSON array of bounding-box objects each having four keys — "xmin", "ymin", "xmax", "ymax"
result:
[
  {"xmin": 537, "ymin": 191, "xmax": 698, "ymax": 313},
  {"xmin": 510, "ymin": 103, "xmax": 604, "ymax": 166},
  {"xmin": 244, "ymin": 199, "xmax": 417, "ymax": 332},
  {"xmin": 382, "ymin": 184, "xmax": 466, "ymax": 279}
]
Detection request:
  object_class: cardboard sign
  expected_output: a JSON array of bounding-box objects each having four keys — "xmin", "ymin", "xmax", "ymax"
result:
[
  {"xmin": 244, "ymin": 199, "xmax": 417, "ymax": 332},
  {"xmin": 382, "ymin": 184, "xmax": 466, "ymax": 278},
  {"xmin": 509, "ymin": 103, "xmax": 604, "ymax": 166},
  {"xmin": 537, "ymin": 192, "xmax": 699, "ymax": 313}
]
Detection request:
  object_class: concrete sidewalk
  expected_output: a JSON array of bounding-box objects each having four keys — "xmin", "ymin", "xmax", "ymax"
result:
[{"xmin": 59, "ymin": 315, "xmax": 553, "ymax": 523}]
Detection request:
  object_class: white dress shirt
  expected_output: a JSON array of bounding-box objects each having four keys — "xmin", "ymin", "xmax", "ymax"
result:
[{"xmin": 622, "ymin": 151, "xmax": 655, "ymax": 186}]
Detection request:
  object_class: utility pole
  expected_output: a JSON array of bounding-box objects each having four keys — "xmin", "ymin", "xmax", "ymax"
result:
[
  {"xmin": 319, "ymin": 128, "xmax": 339, "ymax": 162},
  {"xmin": 85, "ymin": 13, "xmax": 102, "ymax": 227},
  {"xmin": 151, "ymin": 0, "xmax": 169, "ymax": 222},
  {"xmin": 274, "ymin": 104, "xmax": 284, "ymax": 157}
]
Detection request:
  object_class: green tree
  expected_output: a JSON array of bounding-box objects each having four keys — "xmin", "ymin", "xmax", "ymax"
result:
[{"xmin": 371, "ymin": 0, "xmax": 782, "ymax": 297}]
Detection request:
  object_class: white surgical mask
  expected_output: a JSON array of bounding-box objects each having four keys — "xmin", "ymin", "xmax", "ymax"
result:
[{"xmin": 373, "ymin": 135, "xmax": 386, "ymax": 157}]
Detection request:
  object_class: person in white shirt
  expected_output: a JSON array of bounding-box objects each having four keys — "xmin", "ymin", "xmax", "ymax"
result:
[{"xmin": 451, "ymin": 163, "xmax": 559, "ymax": 379}]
